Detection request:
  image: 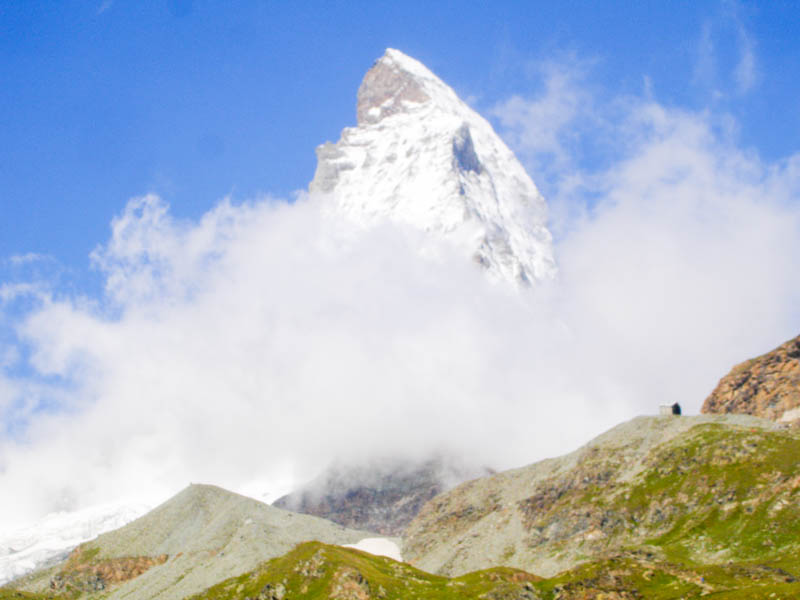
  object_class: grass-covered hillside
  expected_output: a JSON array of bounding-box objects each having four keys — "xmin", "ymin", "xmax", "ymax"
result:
[
  {"xmin": 191, "ymin": 539, "xmax": 800, "ymax": 600},
  {"xmin": 5, "ymin": 538, "xmax": 800, "ymax": 600},
  {"xmin": 190, "ymin": 541, "xmax": 542, "ymax": 600},
  {"xmin": 404, "ymin": 415, "xmax": 800, "ymax": 582}
]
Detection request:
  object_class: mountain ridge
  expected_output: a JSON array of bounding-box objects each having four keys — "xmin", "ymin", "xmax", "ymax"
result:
[
  {"xmin": 11, "ymin": 484, "xmax": 374, "ymax": 600},
  {"xmin": 403, "ymin": 414, "xmax": 796, "ymax": 578}
]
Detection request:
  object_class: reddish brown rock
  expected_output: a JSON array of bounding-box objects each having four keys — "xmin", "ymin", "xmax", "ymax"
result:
[
  {"xmin": 50, "ymin": 546, "xmax": 168, "ymax": 594},
  {"xmin": 701, "ymin": 334, "xmax": 800, "ymax": 423}
]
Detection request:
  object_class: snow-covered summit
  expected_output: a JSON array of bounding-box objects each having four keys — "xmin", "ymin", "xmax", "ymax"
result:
[{"xmin": 311, "ymin": 48, "xmax": 556, "ymax": 285}]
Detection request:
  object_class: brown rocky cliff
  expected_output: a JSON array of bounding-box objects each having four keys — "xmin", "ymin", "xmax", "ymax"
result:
[{"xmin": 701, "ymin": 333, "xmax": 800, "ymax": 423}]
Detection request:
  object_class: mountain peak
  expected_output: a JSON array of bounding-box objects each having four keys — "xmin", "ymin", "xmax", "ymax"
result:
[
  {"xmin": 311, "ymin": 50, "xmax": 556, "ymax": 286},
  {"xmin": 13, "ymin": 484, "xmax": 370, "ymax": 600},
  {"xmin": 356, "ymin": 49, "xmax": 452, "ymax": 125}
]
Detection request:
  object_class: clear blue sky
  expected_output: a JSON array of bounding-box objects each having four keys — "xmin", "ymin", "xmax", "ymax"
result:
[{"xmin": 1, "ymin": 1, "xmax": 799, "ymax": 270}]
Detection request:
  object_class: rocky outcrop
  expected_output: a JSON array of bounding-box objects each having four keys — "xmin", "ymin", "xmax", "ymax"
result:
[
  {"xmin": 274, "ymin": 457, "xmax": 492, "ymax": 536},
  {"xmin": 49, "ymin": 549, "xmax": 168, "ymax": 594},
  {"xmin": 701, "ymin": 333, "xmax": 800, "ymax": 424},
  {"xmin": 355, "ymin": 53, "xmax": 430, "ymax": 125}
]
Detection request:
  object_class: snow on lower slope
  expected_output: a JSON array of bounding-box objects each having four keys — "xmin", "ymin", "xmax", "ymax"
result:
[
  {"xmin": 0, "ymin": 501, "xmax": 149, "ymax": 585},
  {"xmin": 310, "ymin": 48, "xmax": 556, "ymax": 286},
  {"xmin": 344, "ymin": 538, "xmax": 403, "ymax": 562}
]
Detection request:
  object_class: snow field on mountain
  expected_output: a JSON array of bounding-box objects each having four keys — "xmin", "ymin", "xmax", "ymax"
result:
[
  {"xmin": 343, "ymin": 537, "xmax": 403, "ymax": 562},
  {"xmin": 0, "ymin": 502, "xmax": 149, "ymax": 585}
]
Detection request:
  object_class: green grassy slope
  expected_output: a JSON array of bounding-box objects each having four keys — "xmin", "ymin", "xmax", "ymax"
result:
[
  {"xmin": 6, "ymin": 537, "xmax": 800, "ymax": 600},
  {"xmin": 616, "ymin": 423, "xmax": 800, "ymax": 566},
  {"xmin": 405, "ymin": 416, "xmax": 800, "ymax": 580},
  {"xmin": 188, "ymin": 539, "xmax": 800, "ymax": 600},
  {"xmin": 190, "ymin": 541, "xmax": 541, "ymax": 600},
  {"xmin": 0, "ymin": 591, "xmax": 56, "ymax": 600}
]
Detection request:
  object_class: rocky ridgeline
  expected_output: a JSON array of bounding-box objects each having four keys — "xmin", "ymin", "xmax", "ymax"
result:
[
  {"xmin": 702, "ymin": 333, "xmax": 800, "ymax": 424},
  {"xmin": 402, "ymin": 415, "xmax": 800, "ymax": 581},
  {"xmin": 9, "ymin": 484, "xmax": 371, "ymax": 600}
]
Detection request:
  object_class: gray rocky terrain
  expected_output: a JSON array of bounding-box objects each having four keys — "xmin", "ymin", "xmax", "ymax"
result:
[
  {"xmin": 403, "ymin": 414, "xmax": 788, "ymax": 578},
  {"xmin": 13, "ymin": 484, "xmax": 371, "ymax": 600}
]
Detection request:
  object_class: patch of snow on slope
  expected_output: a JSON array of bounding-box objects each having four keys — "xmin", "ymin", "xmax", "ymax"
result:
[{"xmin": 343, "ymin": 537, "xmax": 403, "ymax": 562}]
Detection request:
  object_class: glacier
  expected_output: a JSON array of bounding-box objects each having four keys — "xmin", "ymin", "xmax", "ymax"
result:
[{"xmin": 0, "ymin": 502, "xmax": 149, "ymax": 585}]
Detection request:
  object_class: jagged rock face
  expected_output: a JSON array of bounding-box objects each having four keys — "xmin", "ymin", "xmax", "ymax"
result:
[
  {"xmin": 402, "ymin": 415, "xmax": 797, "ymax": 578},
  {"xmin": 356, "ymin": 56, "xmax": 430, "ymax": 124},
  {"xmin": 273, "ymin": 457, "xmax": 492, "ymax": 536},
  {"xmin": 310, "ymin": 48, "xmax": 556, "ymax": 286},
  {"xmin": 701, "ymin": 334, "xmax": 800, "ymax": 424}
]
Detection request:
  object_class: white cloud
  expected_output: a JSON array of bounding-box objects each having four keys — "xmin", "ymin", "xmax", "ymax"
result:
[
  {"xmin": 733, "ymin": 25, "xmax": 756, "ymax": 93},
  {"xmin": 4, "ymin": 195, "xmax": 609, "ymax": 526},
  {"xmin": 490, "ymin": 57, "xmax": 599, "ymax": 238},
  {"xmin": 491, "ymin": 58, "xmax": 591, "ymax": 172},
  {"xmin": 7, "ymin": 254, "xmax": 52, "ymax": 267},
  {"xmin": 692, "ymin": 6, "xmax": 758, "ymax": 98},
  {"xmin": 1, "ymin": 55, "xmax": 799, "ymax": 531}
]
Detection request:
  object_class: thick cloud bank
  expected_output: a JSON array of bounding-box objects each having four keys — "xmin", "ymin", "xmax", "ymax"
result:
[{"xmin": 1, "ymin": 86, "xmax": 800, "ymax": 529}]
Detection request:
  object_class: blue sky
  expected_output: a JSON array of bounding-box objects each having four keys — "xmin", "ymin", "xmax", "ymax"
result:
[
  {"xmin": 2, "ymin": 1, "xmax": 800, "ymax": 526},
  {"xmin": 2, "ymin": 1, "xmax": 799, "ymax": 268}
]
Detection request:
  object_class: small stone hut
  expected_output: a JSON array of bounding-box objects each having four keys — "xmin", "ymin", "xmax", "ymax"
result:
[{"xmin": 659, "ymin": 402, "xmax": 682, "ymax": 416}]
